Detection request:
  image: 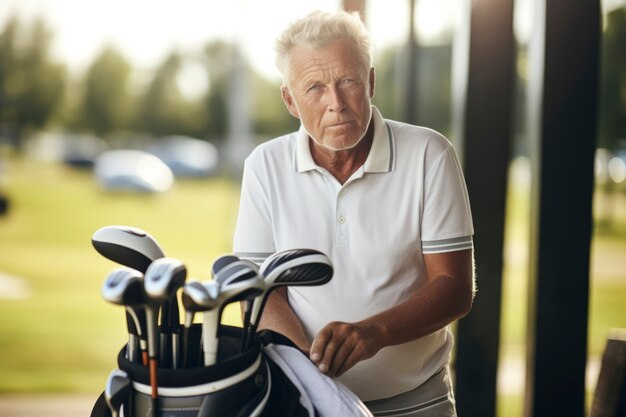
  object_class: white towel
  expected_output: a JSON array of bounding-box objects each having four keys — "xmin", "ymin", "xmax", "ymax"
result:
[{"xmin": 264, "ymin": 344, "xmax": 373, "ymax": 417}]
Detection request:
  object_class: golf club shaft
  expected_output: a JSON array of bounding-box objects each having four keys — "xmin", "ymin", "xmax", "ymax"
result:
[
  {"xmin": 149, "ymin": 358, "xmax": 159, "ymax": 417},
  {"xmin": 183, "ymin": 311, "xmax": 194, "ymax": 368},
  {"xmin": 202, "ymin": 310, "xmax": 219, "ymax": 366},
  {"xmin": 145, "ymin": 306, "xmax": 160, "ymax": 416},
  {"xmin": 245, "ymin": 292, "xmax": 271, "ymax": 351}
]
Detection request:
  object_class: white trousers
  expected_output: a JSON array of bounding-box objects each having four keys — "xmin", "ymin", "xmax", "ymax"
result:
[{"xmin": 364, "ymin": 367, "xmax": 457, "ymax": 417}]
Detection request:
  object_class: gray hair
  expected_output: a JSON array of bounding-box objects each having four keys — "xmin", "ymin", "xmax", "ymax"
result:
[{"xmin": 275, "ymin": 10, "xmax": 373, "ymax": 87}]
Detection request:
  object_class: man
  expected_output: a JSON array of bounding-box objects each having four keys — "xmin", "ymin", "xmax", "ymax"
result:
[{"xmin": 233, "ymin": 10, "xmax": 475, "ymax": 417}]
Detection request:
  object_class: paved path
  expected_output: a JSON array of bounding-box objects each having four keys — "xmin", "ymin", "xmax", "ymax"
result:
[{"xmin": 0, "ymin": 395, "xmax": 96, "ymax": 417}]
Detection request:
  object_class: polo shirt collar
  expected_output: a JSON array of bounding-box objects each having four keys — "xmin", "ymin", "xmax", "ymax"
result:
[{"xmin": 294, "ymin": 105, "xmax": 395, "ymax": 174}]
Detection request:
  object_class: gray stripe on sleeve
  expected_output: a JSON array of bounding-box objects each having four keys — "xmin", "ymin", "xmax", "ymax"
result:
[{"xmin": 422, "ymin": 236, "xmax": 473, "ymax": 254}]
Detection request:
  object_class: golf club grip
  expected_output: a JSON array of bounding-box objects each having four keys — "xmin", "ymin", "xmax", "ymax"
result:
[
  {"xmin": 149, "ymin": 359, "xmax": 159, "ymax": 399},
  {"xmin": 145, "ymin": 308, "xmax": 160, "ymax": 359},
  {"xmin": 202, "ymin": 311, "xmax": 219, "ymax": 366}
]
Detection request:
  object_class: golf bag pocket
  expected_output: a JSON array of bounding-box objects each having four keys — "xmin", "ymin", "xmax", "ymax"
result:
[{"xmin": 118, "ymin": 325, "xmax": 270, "ymax": 417}]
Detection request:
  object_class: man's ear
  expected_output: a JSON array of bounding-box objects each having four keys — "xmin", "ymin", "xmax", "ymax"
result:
[
  {"xmin": 281, "ymin": 86, "xmax": 300, "ymax": 119},
  {"xmin": 368, "ymin": 67, "xmax": 376, "ymax": 99}
]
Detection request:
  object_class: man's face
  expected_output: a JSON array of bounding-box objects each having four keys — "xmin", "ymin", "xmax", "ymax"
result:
[{"xmin": 281, "ymin": 39, "xmax": 375, "ymax": 151}]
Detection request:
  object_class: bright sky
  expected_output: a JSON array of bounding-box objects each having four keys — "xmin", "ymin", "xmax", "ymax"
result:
[{"xmin": 0, "ymin": 0, "xmax": 460, "ymax": 81}]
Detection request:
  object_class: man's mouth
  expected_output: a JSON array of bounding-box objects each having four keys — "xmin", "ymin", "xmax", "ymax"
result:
[{"xmin": 328, "ymin": 121, "xmax": 352, "ymax": 128}]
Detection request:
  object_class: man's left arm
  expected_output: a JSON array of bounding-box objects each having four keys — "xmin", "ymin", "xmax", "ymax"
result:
[{"xmin": 310, "ymin": 249, "xmax": 475, "ymax": 377}]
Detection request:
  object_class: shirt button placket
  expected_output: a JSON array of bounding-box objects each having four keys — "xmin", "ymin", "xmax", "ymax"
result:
[{"xmin": 335, "ymin": 188, "xmax": 348, "ymax": 246}]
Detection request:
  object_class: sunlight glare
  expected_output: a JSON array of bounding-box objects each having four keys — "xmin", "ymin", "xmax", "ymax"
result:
[
  {"xmin": 609, "ymin": 157, "xmax": 626, "ymax": 183},
  {"xmin": 177, "ymin": 59, "xmax": 210, "ymax": 100},
  {"xmin": 415, "ymin": 0, "xmax": 458, "ymax": 44}
]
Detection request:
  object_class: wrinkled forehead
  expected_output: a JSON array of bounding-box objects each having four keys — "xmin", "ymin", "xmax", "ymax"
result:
[{"xmin": 288, "ymin": 39, "xmax": 369, "ymax": 84}]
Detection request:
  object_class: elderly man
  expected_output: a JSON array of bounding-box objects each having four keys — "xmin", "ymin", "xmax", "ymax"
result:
[{"xmin": 233, "ymin": 10, "xmax": 475, "ymax": 417}]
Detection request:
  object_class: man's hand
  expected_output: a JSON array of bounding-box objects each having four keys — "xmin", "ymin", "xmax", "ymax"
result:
[{"xmin": 309, "ymin": 321, "xmax": 385, "ymax": 377}]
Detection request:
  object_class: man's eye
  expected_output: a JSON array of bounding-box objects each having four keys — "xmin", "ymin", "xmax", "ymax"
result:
[{"xmin": 307, "ymin": 84, "xmax": 321, "ymax": 92}]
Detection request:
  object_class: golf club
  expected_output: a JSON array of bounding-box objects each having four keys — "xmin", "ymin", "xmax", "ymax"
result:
[
  {"xmin": 181, "ymin": 279, "xmax": 220, "ymax": 368},
  {"xmin": 144, "ymin": 257, "xmax": 187, "ymax": 367},
  {"xmin": 143, "ymin": 257, "xmax": 187, "ymax": 416},
  {"xmin": 214, "ymin": 260, "xmax": 263, "ymax": 351},
  {"xmin": 101, "ymin": 267, "xmax": 149, "ymax": 365},
  {"xmin": 92, "ymin": 225, "xmax": 165, "ymax": 273},
  {"xmin": 211, "ymin": 254, "xmax": 240, "ymax": 279},
  {"xmin": 244, "ymin": 249, "xmax": 333, "ymax": 350},
  {"xmin": 197, "ymin": 259, "xmax": 263, "ymax": 365},
  {"xmin": 208, "ymin": 278, "xmax": 263, "ymax": 365},
  {"xmin": 104, "ymin": 369, "xmax": 131, "ymax": 417}
]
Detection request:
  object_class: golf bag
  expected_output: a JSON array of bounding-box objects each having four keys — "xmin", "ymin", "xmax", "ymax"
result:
[
  {"xmin": 91, "ymin": 325, "xmax": 314, "ymax": 417},
  {"xmin": 91, "ymin": 226, "xmax": 372, "ymax": 417}
]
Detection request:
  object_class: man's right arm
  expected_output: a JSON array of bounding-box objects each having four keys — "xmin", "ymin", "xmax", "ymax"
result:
[{"xmin": 257, "ymin": 287, "xmax": 312, "ymax": 354}]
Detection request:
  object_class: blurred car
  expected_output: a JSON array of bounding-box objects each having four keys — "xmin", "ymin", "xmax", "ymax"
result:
[
  {"xmin": 147, "ymin": 135, "xmax": 219, "ymax": 177},
  {"xmin": 25, "ymin": 132, "xmax": 108, "ymax": 168},
  {"xmin": 94, "ymin": 150, "xmax": 174, "ymax": 193},
  {"xmin": 63, "ymin": 134, "xmax": 109, "ymax": 168}
]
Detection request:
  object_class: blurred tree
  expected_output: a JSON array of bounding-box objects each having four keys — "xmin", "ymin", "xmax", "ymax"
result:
[
  {"xmin": 200, "ymin": 40, "xmax": 298, "ymax": 145},
  {"xmin": 373, "ymin": 43, "xmax": 452, "ymax": 135},
  {"xmin": 0, "ymin": 16, "xmax": 66, "ymax": 149},
  {"xmin": 201, "ymin": 40, "xmax": 292, "ymax": 143},
  {"xmin": 136, "ymin": 51, "xmax": 204, "ymax": 137},
  {"xmin": 250, "ymin": 72, "xmax": 299, "ymax": 139},
  {"xmin": 0, "ymin": 16, "xmax": 19, "ymax": 132},
  {"xmin": 0, "ymin": 17, "xmax": 16, "ymax": 213},
  {"xmin": 79, "ymin": 45, "xmax": 133, "ymax": 138},
  {"xmin": 598, "ymin": 6, "xmax": 626, "ymax": 150},
  {"xmin": 201, "ymin": 41, "xmax": 233, "ymax": 143},
  {"xmin": 372, "ymin": 45, "xmax": 403, "ymax": 120},
  {"xmin": 416, "ymin": 45, "xmax": 452, "ymax": 137}
]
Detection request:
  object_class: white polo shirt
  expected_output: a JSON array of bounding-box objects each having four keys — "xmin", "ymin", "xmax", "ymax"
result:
[{"xmin": 233, "ymin": 106, "xmax": 473, "ymax": 401}]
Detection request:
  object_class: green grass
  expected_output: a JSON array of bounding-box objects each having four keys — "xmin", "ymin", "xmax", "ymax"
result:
[
  {"xmin": 0, "ymin": 157, "xmax": 243, "ymax": 393},
  {"xmin": 0, "ymin": 155, "xmax": 625, "ymax": 417}
]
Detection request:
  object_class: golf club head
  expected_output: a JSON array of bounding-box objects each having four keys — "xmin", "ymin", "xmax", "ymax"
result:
[
  {"xmin": 217, "ymin": 273, "xmax": 264, "ymax": 314},
  {"xmin": 260, "ymin": 248, "xmax": 333, "ymax": 286},
  {"xmin": 92, "ymin": 225, "xmax": 165, "ymax": 273},
  {"xmin": 203, "ymin": 275, "xmax": 264, "ymax": 365},
  {"xmin": 104, "ymin": 369, "xmax": 130, "ymax": 417},
  {"xmin": 101, "ymin": 267, "xmax": 144, "ymax": 305},
  {"xmin": 211, "ymin": 254, "xmax": 240, "ymax": 279},
  {"xmin": 215, "ymin": 260, "xmax": 260, "ymax": 286},
  {"xmin": 246, "ymin": 249, "xmax": 334, "ymax": 348},
  {"xmin": 101, "ymin": 267, "xmax": 148, "ymax": 363},
  {"xmin": 144, "ymin": 257, "xmax": 187, "ymax": 301},
  {"xmin": 216, "ymin": 262, "xmax": 262, "ymax": 331},
  {"xmin": 182, "ymin": 280, "xmax": 220, "ymax": 312}
]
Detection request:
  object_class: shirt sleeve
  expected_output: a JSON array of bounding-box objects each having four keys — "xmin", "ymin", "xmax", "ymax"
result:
[
  {"xmin": 421, "ymin": 144, "xmax": 474, "ymax": 254},
  {"xmin": 232, "ymin": 158, "xmax": 276, "ymax": 264}
]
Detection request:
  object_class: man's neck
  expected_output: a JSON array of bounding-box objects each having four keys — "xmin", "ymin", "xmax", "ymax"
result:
[{"xmin": 309, "ymin": 122, "xmax": 374, "ymax": 185}]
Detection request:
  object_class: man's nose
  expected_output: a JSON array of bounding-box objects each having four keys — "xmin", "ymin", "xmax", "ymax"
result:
[{"xmin": 327, "ymin": 85, "xmax": 346, "ymax": 112}]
